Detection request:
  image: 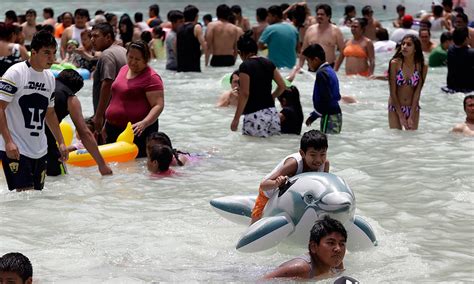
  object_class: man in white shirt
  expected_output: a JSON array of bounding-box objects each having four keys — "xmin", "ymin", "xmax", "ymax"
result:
[
  {"xmin": 390, "ymin": 14, "xmax": 418, "ymax": 44},
  {"xmin": 0, "ymin": 30, "xmax": 68, "ymax": 191}
]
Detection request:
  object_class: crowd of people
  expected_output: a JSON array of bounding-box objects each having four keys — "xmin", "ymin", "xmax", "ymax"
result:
[{"xmin": 0, "ymin": 1, "xmax": 473, "ymax": 281}]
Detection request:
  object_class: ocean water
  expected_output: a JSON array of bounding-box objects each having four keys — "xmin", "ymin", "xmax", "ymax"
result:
[{"xmin": 0, "ymin": 0, "xmax": 473, "ymax": 283}]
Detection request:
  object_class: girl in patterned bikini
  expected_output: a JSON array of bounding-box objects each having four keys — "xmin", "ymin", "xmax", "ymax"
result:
[{"xmin": 387, "ymin": 34, "xmax": 428, "ymax": 130}]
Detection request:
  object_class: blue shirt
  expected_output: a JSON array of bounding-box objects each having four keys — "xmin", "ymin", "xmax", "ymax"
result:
[
  {"xmin": 309, "ymin": 63, "xmax": 341, "ymax": 119},
  {"xmin": 259, "ymin": 22, "xmax": 298, "ymax": 69}
]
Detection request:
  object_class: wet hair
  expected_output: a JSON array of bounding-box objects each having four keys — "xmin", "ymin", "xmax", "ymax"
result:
[
  {"xmin": 168, "ymin": 10, "xmax": 184, "ymax": 23},
  {"xmin": 390, "ymin": 34, "xmax": 425, "ymax": 87},
  {"xmin": 230, "ymin": 5, "xmax": 242, "ymax": 15},
  {"xmin": 453, "ymin": 6, "xmax": 464, "ymax": 14},
  {"xmin": 134, "ymin": 12, "xmax": 143, "ymax": 23},
  {"xmin": 256, "ymin": 8, "xmax": 268, "ymax": 22},
  {"xmin": 237, "ymin": 31, "xmax": 258, "ymax": 55},
  {"xmin": 43, "ymin": 8, "xmax": 54, "ymax": 18},
  {"xmin": 354, "ymin": 17, "xmax": 368, "ymax": 30},
  {"xmin": 95, "ymin": 10, "xmax": 105, "ymax": 16},
  {"xmin": 57, "ymin": 69, "xmax": 84, "ymax": 94},
  {"xmin": 92, "ymin": 22, "xmax": 115, "ymax": 41},
  {"xmin": 148, "ymin": 144, "xmax": 173, "ymax": 172},
  {"xmin": 316, "ymin": 4, "xmax": 332, "ymax": 18},
  {"xmin": 183, "ymin": 5, "xmax": 199, "ymax": 22},
  {"xmin": 268, "ymin": 5, "xmax": 283, "ymax": 19},
  {"xmin": 440, "ymin": 31, "xmax": 452, "ymax": 44},
  {"xmin": 147, "ymin": 132, "xmax": 187, "ymax": 166},
  {"xmin": 293, "ymin": 5, "xmax": 307, "ymax": 28},
  {"xmin": 396, "ymin": 4, "xmax": 405, "ymax": 12},
  {"xmin": 419, "ymin": 28, "xmax": 431, "ymax": 37},
  {"xmin": 376, "ymin": 28, "xmax": 389, "ymax": 41},
  {"xmin": 31, "ymin": 29, "xmax": 57, "ymax": 52},
  {"xmin": 140, "ymin": 31, "xmax": 152, "ymax": 44},
  {"xmin": 149, "ymin": 4, "xmax": 160, "ymax": 17},
  {"xmin": 0, "ymin": 23, "xmax": 16, "ymax": 40},
  {"xmin": 5, "ymin": 10, "xmax": 18, "ymax": 22},
  {"xmin": 433, "ymin": 5, "xmax": 444, "ymax": 17},
  {"xmin": 105, "ymin": 13, "xmax": 116, "ymax": 24},
  {"xmin": 38, "ymin": 24, "xmax": 55, "ymax": 34},
  {"xmin": 84, "ymin": 116, "xmax": 95, "ymax": 132},
  {"xmin": 344, "ymin": 5, "xmax": 355, "ymax": 16},
  {"xmin": 280, "ymin": 3, "xmax": 290, "ymax": 12},
  {"xmin": 203, "ymin": 14, "xmax": 212, "ymax": 23},
  {"xmin": 309, "ymin": 215, "xmax": 347, "ymax": 245},
  {"xmin": 300, "ymin": 130, "xmax": 328, "ymax": 152},
  {"xmin": 278, "ymin": 86, "xmax": 304, "ymax": 134},
  {"xmin": 74, "ymin": 8, "xmax": 90, "ymax": 21},
  {"xmin": 127, "ymin": 40, "xmax": 151, "ymax": 62},
  {"xmin": 119, "ymin": 14, "xmax": 135, "ymax": 46},
  {"xmin": 302, "ymin": 43, "xmax": 326, "ymax": 62},
  {"xmin": 216, "ymin": 5, "xmax": 231, "ymax": 20},
  {"xmin": 453, "ymin": 27, "xmax": 469, "ymax": 46},
  {"xmin": 442, "ymin": 0, "xmax": 453, "ymax": 8},
  {"xmin": 361, "ymin": 5, "xmax": 373, "ymax": 16},
  {"xmin": 0, "ymin": 252, "xmax": 33, "ymax": 283},
  {"xmin": 229, "ymin": 70, "xmax": 240, "ymax": 84},
  {"xmin": 419, "ymin": 19, "xmax": 432, "ymax": 30},
  {"xmin": 464, "ymin": 95, "xmax": 474, "ymax": 110},
  {"xmin": 26, "ymin": 9, "xmax": 37, "ymax": 17},
  {"xmin": 456, "ymin": 13, "xmax": 468, "ymax": 24}
]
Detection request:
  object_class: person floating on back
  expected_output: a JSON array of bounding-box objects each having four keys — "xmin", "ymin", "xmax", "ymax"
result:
[{"xmin": 251, "ymin": 130, "xmax": 330, "ymax": 223}]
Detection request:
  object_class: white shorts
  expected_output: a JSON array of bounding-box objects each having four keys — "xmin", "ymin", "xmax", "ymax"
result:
[{"xmin": 242, "ymin": 107, "xmax": 281, "ymax": 137}]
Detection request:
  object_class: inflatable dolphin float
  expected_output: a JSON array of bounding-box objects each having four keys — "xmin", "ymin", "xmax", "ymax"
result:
[{"xmin": 210, "ymin": 172, "xmax": 377, "ymax": 252}]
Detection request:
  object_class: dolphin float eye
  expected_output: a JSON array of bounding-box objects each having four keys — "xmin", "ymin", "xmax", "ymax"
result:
[{"xmin": 303, "ymin": 194, "xmax": 314, "ymax": 204}]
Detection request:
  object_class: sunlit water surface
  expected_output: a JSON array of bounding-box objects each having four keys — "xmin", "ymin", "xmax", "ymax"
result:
[{"xmin": 0, "ymin": 0, "xmax": 473, "ymax": 283}]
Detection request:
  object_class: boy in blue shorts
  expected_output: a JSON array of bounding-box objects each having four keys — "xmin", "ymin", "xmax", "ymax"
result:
[
  {"xmin": 303, "ymin": 44, "xmax": 342, "ymax": 134},
  {"xmin": 251, "ymin": 130, "xmax": 330, "ymax": 223}
]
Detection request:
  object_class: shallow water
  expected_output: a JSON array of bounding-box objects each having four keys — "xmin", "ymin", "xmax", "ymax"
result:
[{"xmin": 1, "ymin": 0, "xmax": 473, "ymax": 283}]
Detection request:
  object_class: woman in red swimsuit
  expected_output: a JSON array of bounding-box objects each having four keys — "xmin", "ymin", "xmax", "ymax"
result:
[{"xmin": 388, "ymin": 34, "xmax": 428, "ymax": 130}]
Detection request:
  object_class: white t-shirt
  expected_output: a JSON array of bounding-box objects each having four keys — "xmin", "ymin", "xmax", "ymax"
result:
[
  {"xmin": 0, "ymin": 61, "xmax": 55, "ymax": 159},
  {"xmin": 374, "ymin": 40, "xmax": 397, "ymax": 53}
]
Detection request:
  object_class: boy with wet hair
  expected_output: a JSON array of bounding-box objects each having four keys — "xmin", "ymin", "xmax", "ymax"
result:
[
  {"xmin": 263, "ymin": 215, "xmax": 347, "ymax": 279},
  {"xmin": 251, "ymin": 130, "xmax": 330, "ymax": 223},
  {"xmin": 0, "ymin": 252, "xmax": 33, "ymax": 284}
]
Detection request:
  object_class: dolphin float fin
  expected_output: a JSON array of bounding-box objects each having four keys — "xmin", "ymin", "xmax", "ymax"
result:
[
  {"xmin": 210, "ymin": 196, "xmax": 256, "ymax": 225},
  {"xmin": 344, "ymin": 215, "xmax": 378, "ymax": 251},
  {"xmin": 236, "ymin": 214, "xmax": 294, "ymax": 252}
]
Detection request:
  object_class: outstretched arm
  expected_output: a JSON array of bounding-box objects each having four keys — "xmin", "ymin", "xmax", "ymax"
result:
[{"xmin": 45, "ymin": 107, "xmax": 68, "ymax": 162}]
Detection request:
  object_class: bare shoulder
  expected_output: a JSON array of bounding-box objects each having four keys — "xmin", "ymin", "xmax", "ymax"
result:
[{"xmin": 263, "ymin": 259, "xmax": 310, "ymax": 279}]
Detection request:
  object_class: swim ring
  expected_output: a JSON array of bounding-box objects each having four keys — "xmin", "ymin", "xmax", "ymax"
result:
[
  {"xmin": 51, "ymin": 63, "xmax": 90, "ymax": 80},
  {"xmin": 220, "ymin": 72, "xmax": 292, "ymax": 90},
  {"xmin": 66, "ymin": 122, "xmax": 139, "ymax": 167}
]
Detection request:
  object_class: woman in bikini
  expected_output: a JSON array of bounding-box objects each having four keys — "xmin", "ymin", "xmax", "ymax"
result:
[
  {"xmin": 388, "ymin": 34, "xmax": 428, "ymax": 130},
  {"xmin": 334, "ymin": 18, "xmax": 374, "ymax": 77}
]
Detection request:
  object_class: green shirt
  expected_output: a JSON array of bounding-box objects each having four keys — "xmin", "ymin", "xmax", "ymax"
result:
[{"xmin": 429, "ymin": 45, "xmax": 448, "ymax": 67}]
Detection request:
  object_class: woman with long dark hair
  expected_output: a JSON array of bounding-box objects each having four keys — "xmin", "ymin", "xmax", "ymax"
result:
[
  {"xmin": 230, "ymin": 31, "xmax": 286, "ymax": 137},
  {"xmin": 388, "ymin": 34, "xmax": 427, "ymax": 130}
]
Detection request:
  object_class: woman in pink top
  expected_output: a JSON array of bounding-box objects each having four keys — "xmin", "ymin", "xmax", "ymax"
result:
[{"xmin": 105, "ymin": 40, "xmax": 164, "ymax": 157}]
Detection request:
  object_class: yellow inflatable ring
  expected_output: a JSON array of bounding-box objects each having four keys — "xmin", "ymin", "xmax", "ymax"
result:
[{"xmin": 67, "ymin": 122, "xmax": 139, "ymax": 167}]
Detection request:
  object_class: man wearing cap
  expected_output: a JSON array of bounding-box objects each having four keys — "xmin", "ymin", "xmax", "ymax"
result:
[{"xmin": 390, "ymin": 14, "xmax": 418, "ymax": 44}]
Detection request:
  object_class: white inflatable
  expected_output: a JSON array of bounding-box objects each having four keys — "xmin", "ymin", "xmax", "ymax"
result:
[{"xmin": 210, "ymin": 172, "xmax": 377, "ymax": 253}]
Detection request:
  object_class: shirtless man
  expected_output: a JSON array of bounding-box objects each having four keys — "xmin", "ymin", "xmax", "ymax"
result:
[
  {"xmin": 20, "ymin": 9, "xmax": 38, "ymax": 48},
  {"xmin": 60, "ymin": 9, "xmax": 90, "ymax": 59},
  {"xmin": 42, "ymin": 8, "xmax": 56, "ymax": 28},
  {"xmin": 419, "ymin": 29, "xmax": 436, "ymax": 53},
  {"xmin": 288, "ymin": 4, "xmax": 344, "ymax": 81},
  {"xmin": 205, "ymin": 4, "xmax": 243, "ymax": 67},
  {"xmin": 251, "ymin": 8, "xmax": 268, "ymax": 43},
  {"xmin": 453, "ymin": 13, "xmax": 474, "ymax": 48},
  {"xmin": 452, "ymin": 95, "xmax": 474, "ymax": 136},
  {"xmin": 231, "ymin": 5, "xmax": 250, "ymax": 32},
  {"xmin": 263, "ymin": 216, "xmax": 346, "ymax": 280},
  {"xmin": 361, "ymin": 5, "xmax": 383, "ymax": 41}
]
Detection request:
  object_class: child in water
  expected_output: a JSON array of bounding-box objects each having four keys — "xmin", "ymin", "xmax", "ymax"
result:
[
  {"xmin": 67, "ymin": 117, "xmax": 95, "ymax": 152},
  {"xmin": 278, "ymin": 86, "xmax": 304, "ymax": 135},
  {"xmin": 147, "ymin": 132, "xmax": 189, "ymax": 166},
  {"xmin": 217, "ymin": 70, "xmax": 240, "ymax": 107},
  {"xmin": 147, "ymin": 144, "xmax": 175, "ymax": 176},
  {"xmin": 251, "ymin": 130, "xmax": 330, "ymax": 223}
]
